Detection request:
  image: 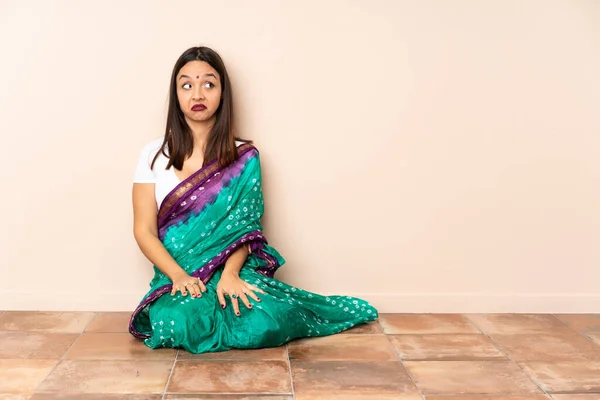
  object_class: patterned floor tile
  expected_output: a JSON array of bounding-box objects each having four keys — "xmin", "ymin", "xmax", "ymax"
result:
[
  {"xmin": 0, "ymin": 312, "xmax": 95, "ymax": 333},
  {"xmin": 379, "ymin": 314, "xmax": 480, "ymax": 335},
  {"xmin": 389, "ymin": 334, "xmax": 505, "ymax": 360},
  {"xmin": 555, "ymin": 314, "xmax": 600, "ymax": 333},
  {"xmin": 178, "ymin": 346, "xmax": 287, "ymax": 360},
  {"xmin": 491, "ymin": 333, "xmax": 600, "ymax": 362},
  {"xmin": 166, "ymin": 360, "xmax": 291, "ymax": 394},
  {"xmin": 520, "ymin": 362, "xmax": 600, "ymax": 393},
  {"xmin": 0, "ymin": 359, "xmax": 58, "ymax": 394},
  {"xmin": 404, "ymin": 361, "xmax": 542, "ymax": 395},
  {"xmin": 466, "ymin": 314, "xmax": 574, "ymax": 335},
  {"xmin": 85, "ymin": 312, "xmax": 132, "ymax": 333},
  {"xmin": 64, "ymin": 333, "xmax": 175, "ymax": 360},
  {"xmin": 0, "ymin": 332, "xmax": 78, "ymax": 359},
  {"xmin": 291, "ymin": 361, "xmax": 419, "ymax": 395},
  {"xmin": 289, "ymin": 334, "xmax": 397, "ymax": 361},
  {"xmin": 36, "ymin": 360, "xmax": 172, "ymax": 394}
]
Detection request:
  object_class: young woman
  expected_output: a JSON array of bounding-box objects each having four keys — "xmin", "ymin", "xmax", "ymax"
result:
[{"xmin": 129, "ymin": 46, "xmax": 378, "ymax": 353}]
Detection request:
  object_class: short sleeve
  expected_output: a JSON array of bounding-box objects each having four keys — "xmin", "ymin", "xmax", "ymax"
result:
[{"xmin": 133, "ymin": 140, "xmax": 161, "ymax": 183}]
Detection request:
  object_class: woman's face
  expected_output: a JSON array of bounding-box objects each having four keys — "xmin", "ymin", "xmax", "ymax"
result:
[{"xmin": 176, "ymin": 61, "xmax": 222, "ymax": 124}]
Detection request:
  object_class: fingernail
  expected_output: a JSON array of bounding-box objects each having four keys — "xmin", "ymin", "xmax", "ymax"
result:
[
  {"xmin": 257, "ymin": 298, "xmax": 261, "ymax": 302},
  {"xmin": 222, "ymin": 304, "xmax": 225, "ymax": 309},
  {"xmin": 249, "ymin": 305, "xmax": 253, "ymax": 308},
  {"xmin": 236, "ymin": 312, "xmax": 240, "ymax": 316}
]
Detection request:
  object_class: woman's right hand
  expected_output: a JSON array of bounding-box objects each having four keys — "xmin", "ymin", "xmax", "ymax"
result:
[{"xmin": 170, "ymin": 272, "xmax": 207, "ymax": 298}]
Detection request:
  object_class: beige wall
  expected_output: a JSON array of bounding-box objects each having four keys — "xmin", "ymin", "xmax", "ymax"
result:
[{"xmin": 1, "ymin": 0, "xmax": 598, "ymax": 313}]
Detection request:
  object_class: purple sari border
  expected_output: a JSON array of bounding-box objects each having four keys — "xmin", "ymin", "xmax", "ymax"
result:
[
  {"xmin": 128, "ymin": 229, "xmax": 278, "ymax": 339},
  {"xmin": 157, "ymin": 144, "xmax": 257, "ymax": 228},
  {"xmin": 157, "ymin": 149, "xmax": 257, "ymax": 240}
]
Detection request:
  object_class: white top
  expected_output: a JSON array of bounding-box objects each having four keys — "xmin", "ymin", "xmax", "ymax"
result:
[{"xmin": 133, "ymin": 138, "xmax": 244, "ymax": 207}]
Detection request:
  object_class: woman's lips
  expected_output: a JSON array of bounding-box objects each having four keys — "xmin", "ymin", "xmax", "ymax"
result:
[{"xmin": 191, "ymin": 104, "xmax": 207, "ymax": 111}]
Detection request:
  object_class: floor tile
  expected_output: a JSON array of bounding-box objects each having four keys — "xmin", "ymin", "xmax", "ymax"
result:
[
  {"xmin": 379, "ymin": 314, "xmax": 480, "ymax": 334},
  {"xmin": 291, "ymin": 361, "xmax": 419, "ymax": 395},
  {"xmin": 467, "ymin": 314, "xmax": 574, "ymax": 335},
  {"xmin": 555, "ymin": 314, "xmax": 600, "ymax": 333},
  {"xmin": 30, "ymin": 395, "xmax": 162, "ymax": 400},
  {"xmin": 403, "ymin": 361, "xmax": 542, "ymax": 395},
  {"xmin": 0, "ymin": 359, "xmax": 58, "ymax": 394},
  {"xmin": 167, "ymin": 360, "xmax": 291, "ymax": 394},
  {"xmin": 64, "ymin": 333, "xmax": 176, "ymax": 360},
  {"xmin": 389, "ymin": 334, "xmax": 505, "ymax": 361},
  {"xmin": 344, "ymin": 321, "xmax": 384, "ymax": 334},
  {"xmin": 36, "ymin": 360, "xmax": 172, "ymax": 394},
  {"xmin": 84, "ymin": 312, "xmax": 132, "ymax": 333},
  {"xmin": 0, "ymin": 312, "xmax": 96, "ymax": 333},
  {"xmin": 178, "ymin": 346, "xmax": 287, "ymax": 360},
  {"xmin": 520, "ymin": 362, "xmax": 600, "ymax": 393},
  {"xmin": 552, "ymin": 395, "xmax": 600, "ymax": 400},
  {"xmin": 164, "ymin": 396, "xmax": 293, "ymax": 400},
  {"xmin": 0, "ymin": 332, "xmax": 78, "ymax": 359},
  {"xmin": 295, "ymin": 395, "xmax": 422, "ymax": 400},
  {"xmin": 491, "ymin": 333, "xmax": 600, "ymax": 362},
  {"xmin": 426, "ymin": 397, "xmax": 550, "ymax": 400},
  {"xmin": 288, "ymin": 334, "xmax": 397, "ymax": 361}
]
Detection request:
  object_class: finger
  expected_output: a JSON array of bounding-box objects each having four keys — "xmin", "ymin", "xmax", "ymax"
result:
[
  {"xmin": 217, "ymin": 290, "xmax": 226, "ymax": 309},
  {"xmin": 243, "ymin": 288, "xmax": 261, "ymax": 302},
  {"xmin": 231, "ymin": 296, "xmax": 241, "ymax": 316},
  {"xmin": 197, "ymin": 278, "xmax": 207, "ymax": 293},
  {"xmin": 180, "ymin": 285, "xmax": 188, "ymax": 296},
  {"xmin": 239, "ymin": 292, "xmax": 252, "ymax": 309},
  {"xmin": 245, "ymin": 283, "xmax": 266, "ymax": 295},
  {"xmin": 190, "ymin": 283, "xmax": 201, "ymax": 298},
  {"xmin": 170, "ymin": 285, "xmax": 176, "ymax": 296}
]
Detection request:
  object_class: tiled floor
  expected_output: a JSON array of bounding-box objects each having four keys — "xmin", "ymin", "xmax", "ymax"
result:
[{"xmin": 0, "ymin": 311, "xmax": 599, "ymax": 399}]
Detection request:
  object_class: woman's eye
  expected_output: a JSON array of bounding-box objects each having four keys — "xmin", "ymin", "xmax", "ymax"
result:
[
  {"xmin": 204, "ymin": 82, "xmax": 215, "ymax": 89},
  {"xmin": 182, "ymin": 83, "xmax": 192, "ymax": 89}
]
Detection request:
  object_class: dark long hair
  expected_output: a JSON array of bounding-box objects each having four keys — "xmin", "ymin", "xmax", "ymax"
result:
[{"xmin": 151, "ymin": 46, "xmax": 250, "ymax": 170}]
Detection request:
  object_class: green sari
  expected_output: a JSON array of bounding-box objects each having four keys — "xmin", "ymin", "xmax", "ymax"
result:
[{"xmin": 130, "ymin": 144, "xmax": 378, "ymax": 353}]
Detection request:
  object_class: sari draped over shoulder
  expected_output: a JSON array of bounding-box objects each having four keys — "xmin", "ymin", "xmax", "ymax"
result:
[{"xmin": 129, "ymin": 144, "xmax": 378, "ymax": 353}]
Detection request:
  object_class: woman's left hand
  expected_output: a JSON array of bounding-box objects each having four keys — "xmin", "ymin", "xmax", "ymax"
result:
[{"xmin": 217, "ymin": 271, "xmax": 265, "ymax": 316}]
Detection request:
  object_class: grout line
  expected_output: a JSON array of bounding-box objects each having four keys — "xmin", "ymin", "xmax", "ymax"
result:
[
  {"xmin": 285, "ymin": 343, "xmax": 296, "ymax": 400},
  {"xmin": 465, "ymin": 315, "xmax": 553, "ymax": 399},
  {"xmin": 552, "ymin": 313, "xmax": 599, "ymax": 343},
  {"xmin": 383, "ymin": 332, "xmax": 426, "ymax": 400},
  {"xmin": 31, "ymin": 326, "xmax": 86, "ymax": 393},
  {"xmin": 162, "ymin": 349, "xmax": 179, "ymax": 400}
]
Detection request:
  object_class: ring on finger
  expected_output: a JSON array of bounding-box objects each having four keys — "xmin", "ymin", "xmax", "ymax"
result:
[{"xmin": 231, "ymin": 294, "xmax": 238, "ymax": 299}]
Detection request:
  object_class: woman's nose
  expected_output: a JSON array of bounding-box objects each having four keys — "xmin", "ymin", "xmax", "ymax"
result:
[{"xmin": 192, "ymin": 86, "xmax": 205, "ymax": 100}]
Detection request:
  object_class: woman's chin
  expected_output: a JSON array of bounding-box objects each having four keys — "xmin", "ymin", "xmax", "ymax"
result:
[{"xmin": 185, "ymin": 113, "xmax": 216, "ymax": 124}]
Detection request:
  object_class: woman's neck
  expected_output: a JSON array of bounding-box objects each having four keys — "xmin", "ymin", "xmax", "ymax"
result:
[{"xmin": 186, "ymin": 117, "xmax": 215, "ymax": 153}]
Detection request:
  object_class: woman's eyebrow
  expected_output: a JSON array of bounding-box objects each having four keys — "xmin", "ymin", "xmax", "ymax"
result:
[{"xmin": 178, "ymin": 73, "xmax": 217, "ymax": 80}]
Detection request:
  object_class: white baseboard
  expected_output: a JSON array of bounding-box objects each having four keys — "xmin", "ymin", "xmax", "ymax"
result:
[
  {"xmin": 1, "ymin": 291, "xmax": 599, "ymax": 313},
  {"xmin": 363, "ymin": 293, "xmax": 600, "ymax": 313}
]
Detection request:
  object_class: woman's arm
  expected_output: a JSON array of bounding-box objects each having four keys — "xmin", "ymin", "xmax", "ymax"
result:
[
  {"xmin": 222, "ymin": 244, "xmax": 250, "ymax": 277},
  {"xmin": 132, "ymin": 183, "xmax": 207, "ymax": 299},
  {"xmin": 132, "ymin": 183, "xmax": 188, "ymax": 281}
]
